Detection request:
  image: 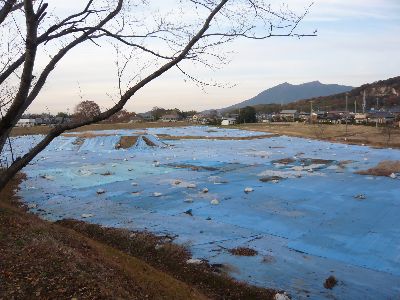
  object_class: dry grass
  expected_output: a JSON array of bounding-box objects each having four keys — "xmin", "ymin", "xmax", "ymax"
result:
[
  {"xmin": 10, "ymin": 122, "xmax": 191, "ymax": 137},
  {"xmin": 0, "ymin": 177, "xmax": 206, "ymax": 300},
  {"xmin": 355, "ymin": 160, "xmax": 400, "ymax": 177},
  {"xmin": 0, "ymin": 175, "xmax": 277, "ymax": 300},
  {"xmin": 238, "ymin": 123, "xmax": 400, "ymax": 149},
  {"xmin": 58, "ymin": 220, "xmax": 276, "ymax": 300}
]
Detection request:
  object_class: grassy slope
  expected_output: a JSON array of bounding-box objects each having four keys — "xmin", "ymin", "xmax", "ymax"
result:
[
  {"xmin": 0, "ymin": 175, "xmax": 206, "ymax": 300},
  {"xmin": 0, "ymin": 176, "xmax": 276, "ymax": 300}
]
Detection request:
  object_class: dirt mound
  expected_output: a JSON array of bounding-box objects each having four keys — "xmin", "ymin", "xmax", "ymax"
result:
[
  {"xmin": 324, "ymin": 276, "xmax": 338, "ymax": 289},
  {"xmin": 228, "ymin": 247, "xmax": 258, "ymax": 256},
  {"xmin": 116, "ymin": 136, "xmax": 139, "ymax": 149},
  {"xmin": 355, "ymin": 160, "xmax": 400, "ymax": 177}
]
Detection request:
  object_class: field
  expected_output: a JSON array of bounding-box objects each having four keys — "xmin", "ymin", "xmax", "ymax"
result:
[
  {"xmin": 238, "ymin": 122, "xmax": 400, "ymax": 149},
  {"xmin": 4, "ymin": 125, "xmax": 400, "ymax": 299},
  {"xmin": 11, "ymin": 121, "xmax": 400, "ymax": 149}
]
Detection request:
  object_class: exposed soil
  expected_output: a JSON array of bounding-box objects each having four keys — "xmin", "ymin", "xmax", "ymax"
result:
[
  {"xmin": 72, "ymin": 137, "xmax": 85, "ymax": 145},
  {"xmin": 355, "ymin": 160, "xmax": 400, "ymax": 177},
  {"xmin": 0, "ymin": 175, "xmax": 277, "ymax": 300},
  {"xmin": 116, "ymin": 135, "xmax": 139, "ymax": 149},
  {"xmin": 157, "ymin": 133, "xmax": 279, "ymax": 141},
  {"xmin": 338, "ymin": 160, "xmax": 354, "ymax": 168},
  {"xmin": 324, "ymin": 276, "xmax": 338, "ymax": 289},
  {"xmin": 259, "ymin": 176, "xmax": 284, "ymax": 182},
  {"xmin": 100, "ymin": 171, "xmax": 113, "ymax": 176},
  {"xmin": 300, "ymin": 158, "xmax": 334, "ymax": 165},
  {"xmin": 228, "ymin": 247, "xmax": 258, "ymax": 257},
  {"xmin": 272, "ymin": 158, "xmax": 295, "ymax": 165},
  {"xmin": 142, "ymin": 136, "xmax": 157, "ymax": 147},
  {"xmin": 168, "ymin": 163, "xmax": 218, "ymax": 171}
]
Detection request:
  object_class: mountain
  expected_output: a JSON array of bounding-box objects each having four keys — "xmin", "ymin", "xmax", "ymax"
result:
[
  {"xmin": 276, "ymin": 76, "xmax": 400, "ymax": 113},
  {"xmin": 222, "ymin": 81, "xmax": 353, "ymax": 111}
]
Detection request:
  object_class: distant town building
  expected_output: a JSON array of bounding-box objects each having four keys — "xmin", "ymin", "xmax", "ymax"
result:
[
  {"xmin": 16, "ymin": 119, "xmax": 36, "ymax": 127},
  {"xmin": 161, "ymin": 114, "xmax": 180, "ymax": 122},
  {"xmin": 139, "ymin": 112, "xmax": 155, "ymax": 122},
  {"xmin": 221, "ymin": 118, "xmax": 237, "ymax": 126},
  {"xmin": 367, "ymin": 111, "xmax": 395, "ymax": 124},
  {"xmin": 279, "ymin": 110, "xmax": 298, "ymax": 121}
]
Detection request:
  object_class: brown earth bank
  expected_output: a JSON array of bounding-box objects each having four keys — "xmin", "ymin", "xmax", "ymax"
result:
[
  {"xmin": 0, "ymin": 175, "xmax": 277, "ymax": 300},
  {"xmin": 355, "ymin": 160, "xmax": 400, "ymax": 177},
  {"xmin": 237, "ymin": 123, "xmax": 400, "ymax": 149},
  {"xmin": 10, "ymin": 121, "xmax": 192, "ymax": 137}
]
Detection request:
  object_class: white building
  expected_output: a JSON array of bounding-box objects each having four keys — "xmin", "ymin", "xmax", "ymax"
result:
[{"xmin": 221, "ymin": 118, "xmax": 237, "ymax": 126}]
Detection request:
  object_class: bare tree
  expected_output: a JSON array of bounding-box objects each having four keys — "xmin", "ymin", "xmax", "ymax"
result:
[
  {"xmin": 73, "ymin": 100, "xmax": 101, "ymax": 122},
  {"xmin": 0, "ymin": 0, "xmax": 315, "ymax": 191}
]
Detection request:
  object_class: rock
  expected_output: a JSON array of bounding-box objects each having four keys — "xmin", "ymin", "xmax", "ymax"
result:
[
  {"xmin": 174, "ymin": 180, "xmax": 181, "ymax": 185},
  {"xmin": 274, "ymin": 292, "xmax": 290, "ymax": 300},
  {"xmin": 390, "ymin": 173, "xmax": 397, "ymax": 179},
  {"xmin": 184, "ymin": 209, "xmax": 193, "ymax": 216},
  {"xmin": 324, "ymin": 275, "xmax": 338, "ymax": 289},
  {"xmin": 210, "ymin": 199, "xmax": 219, "ymax": 205},
  {"xmin": 186, "ymin": 258, "xmax": 202, "ymax": 265},
  {"xmin": 153, "ymin": 192, "xmax": 162, "ymax": 197},
  {"xmin": 81, "ymin": 213, "xmax": 94, "ymax": 218},
  {"xmin": 244, "ymin": 187, "xmax": 254, "ymax": 193},
  {"xmin": 354, "ymin": 194, "xmax": 366, "ymax": 200},
  {"xmin": 202, "ymin": 188, "xmax": 209, "ymax": 193},
  {"xmin": 96, "ymin": 189, "xmax": 106, "ymax": 194}
]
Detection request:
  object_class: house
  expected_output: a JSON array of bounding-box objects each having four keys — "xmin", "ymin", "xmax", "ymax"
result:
[
  {"xmin": 367, "ymin": 111, "xmax": 395, "ymax": 124},
  {"xmin": 161, "ymin": 114, "xmax": 180, "ymax": 122},
  {"xmin": 191, "ymin": 114, "xmax": 206, "ymax": 123},
  {"xmin": 139, "ymin": 112, "xmax": 155, "ymax": 122},
  {"xmin": 354, "ymin": 113, "xmax": 368, "ymax": 124},
  {"xmin": 221, "ymin": 118, "xmax": 236, "ymax": 126},
  {"xmin": 16, "ymin": 119, "xmax": 36, "ymax": 127},
  {"xmin": 279, "ymin": 110, "xmax": 298, "ymax": 121}
]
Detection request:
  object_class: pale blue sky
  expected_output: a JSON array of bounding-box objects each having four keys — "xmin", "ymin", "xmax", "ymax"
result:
[{"xmin": 26, "ymin": 0, "xmax": 400, "ymax": 114}]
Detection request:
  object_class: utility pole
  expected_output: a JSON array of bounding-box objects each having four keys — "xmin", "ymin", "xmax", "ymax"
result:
[
  {"xmin": 345, "ymin": 93, "xmax": 348, "ymax": 137},
  {"xmin": 354, "ymin": 100, "xmax": 357, "ymax": 114},
  {"xmin": 310, "ymin": 101, "xmax": 313, "ymax": 124},
  {"xmin": 362, "ymin": 90, "xmax": 366, "ymax": 114}
]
